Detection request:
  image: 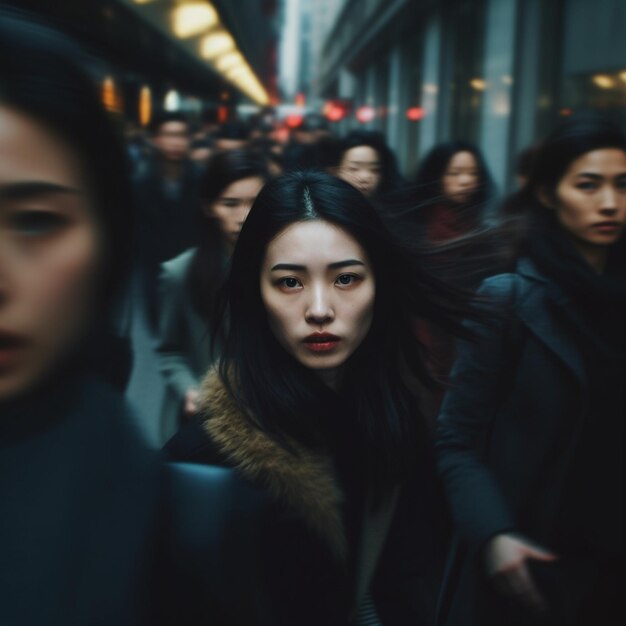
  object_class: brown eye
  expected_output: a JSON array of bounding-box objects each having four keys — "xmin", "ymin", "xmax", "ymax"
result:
[{"xmin": 278, "ymin": 277, "xmax": 301, "ymax": 289}]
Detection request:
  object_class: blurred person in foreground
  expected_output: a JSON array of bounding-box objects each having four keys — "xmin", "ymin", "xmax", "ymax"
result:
[
  {"xmin": 436, "ymin": 117, "xmax": 626, "ymax": 626},
  {"xmin": 0, "ymin": 8, "xmax": 158, "ymax": 625}
]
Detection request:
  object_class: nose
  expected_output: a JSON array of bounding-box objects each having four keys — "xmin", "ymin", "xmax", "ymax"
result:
[
  {"xmin": 599, "ymin": 186, "xmax": 618, "ymax": 213},
  {"xmin": 305, "ymin": 283, "xmax": 334, "ymax": 325},
  {"xmin": 235, "ymin": 205, "xmax": 251, "ymax": 226}
]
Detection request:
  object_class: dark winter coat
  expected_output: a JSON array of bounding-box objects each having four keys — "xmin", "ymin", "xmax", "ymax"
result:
[
  {"xmin": 0, "ymin": 372, "xmax": 159, "ymax": 626},
  {"xmin": 435, "ymin": 258, "xmax": 611, "ymax": 626},
  {"xmin": 163, "ymin": 369, "xmax": 446, "ymax": 626}
]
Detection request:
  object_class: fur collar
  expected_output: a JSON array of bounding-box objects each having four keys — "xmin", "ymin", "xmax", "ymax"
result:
[{"xmin": 199, "ymin": 369, "xmax": 348, "ymax": 561}]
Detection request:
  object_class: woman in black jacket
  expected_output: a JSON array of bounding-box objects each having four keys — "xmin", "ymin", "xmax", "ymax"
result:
[
  {"xmin": 164, "ymin": 170, "xmax": 474, "ymax": 625},
  {"xmin": 0, "ymin": 10, "xmax": 158, "ymax": 625},
  {"xmin": 435, "ymin": 117, "xmax": 626, "ymax": 626}
]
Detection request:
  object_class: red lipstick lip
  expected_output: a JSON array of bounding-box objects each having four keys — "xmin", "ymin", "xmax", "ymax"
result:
[
  {"xmin": 303, "ymin": 333, "xmax": 341, "ymax": 343},
  {"xmin": 0, "ymin": 331, "xmax": 28, "ymax": 369},
  {"xmin": 0, "ymin": 330, "xmax": 28, "ymax": 347},
  {"xmin": 303, "ymin": 333, "xmax": 341, "ymax": 353}
]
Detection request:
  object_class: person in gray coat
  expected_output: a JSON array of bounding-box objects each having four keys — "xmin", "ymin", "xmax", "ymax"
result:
[
  {"xmin": 436, "ymin": 117, "xmax": 626, "ymax": 626},
  {"xmin": 156, "ymin": 150, "xmax": 269, "ymax": 442}
]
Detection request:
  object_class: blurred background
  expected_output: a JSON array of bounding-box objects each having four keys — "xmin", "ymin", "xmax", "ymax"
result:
[{"xmin": 5, "ymin": 0, "xmax": 625, "ymax": 193}]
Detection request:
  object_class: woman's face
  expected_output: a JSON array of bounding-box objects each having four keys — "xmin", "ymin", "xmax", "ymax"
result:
[
  {"xmin": 205, "ymin": 176, "xmax": 265, "ymax": 246},
  {"xmin": 0, "ymin": 105, "xmax": 103, "ymax": 402},
  {"xmin": 260, "ymin": 220, "xmax": 375, "ymax": 387},
  {"xmin": 338, "ymin": 146, "xmax": 382, "ymax": 197},
  {"xmin": 442, "ymin": 150, "xmax": 480, "ymax": 205},
  {"xmin": 548, "ymin": 148, "xmax": 626, "ymax": 249}
]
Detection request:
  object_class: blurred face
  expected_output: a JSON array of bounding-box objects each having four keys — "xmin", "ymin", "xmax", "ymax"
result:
[
  {"xmin": 442, "ymin": 151, "xmax": 480, "ymax": 205},
  {"xmin": 0, "ymin": 105, "xmax": 103, "ymax": 402},
  {"xmin": 261, "ymin": 220, "xmax": 375, "ymax": 388},
  {"xmin": 152, "ymin": 120, "xmax": 190, "ymax": 161},
  {"xmin": 546, "ymin": 148, "xmax": 626, "ymax": 251},
  {"xmin": 205, "ymin": 176, "xmax": 265, "ymax": 246},
  {"xmin": 338, "ymin": 146, "xmax": 382, "ymax": 197}
]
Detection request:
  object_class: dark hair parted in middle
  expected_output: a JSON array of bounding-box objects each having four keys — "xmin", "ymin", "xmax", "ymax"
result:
[{"xmin": 218, "ymin": 170, "xmax": 473, "ymax": 493}]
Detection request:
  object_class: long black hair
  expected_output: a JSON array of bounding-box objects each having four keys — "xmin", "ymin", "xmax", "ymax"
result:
[
  {"xmin": 0, "ymin": 6, "xmax": 132, "ymax": 312},
  {"xmin": 188, "ymin": 149, "xmax": 270, "ymax": 318},
  {"xmin": 413, "ymin": 140, "xmax": 494, "ymax": 215},
  {"xmin": 218, "ymin": 170, "xmax": 474, "ymax": 494}
]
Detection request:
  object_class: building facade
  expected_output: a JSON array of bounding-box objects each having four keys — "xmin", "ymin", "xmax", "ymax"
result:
[{"xmin": 315, "ymin": 0, "xmax": 626, "ymax": 190}]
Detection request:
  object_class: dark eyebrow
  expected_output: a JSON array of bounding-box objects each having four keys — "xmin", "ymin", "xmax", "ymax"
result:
[
  {"xmin": 271, "ymin": 259, "xmax": 365, "ymax": 271},
  {"xmin": 575, "ymin": 173, "xmax": 603, "ymax": 180},
  {"xmin": 0, "ymin": 181, "xmax": 82, "ymax": 200},
  {"xmin": 328, "ymin": 259, "xmax": 365, "ymax": 270}
]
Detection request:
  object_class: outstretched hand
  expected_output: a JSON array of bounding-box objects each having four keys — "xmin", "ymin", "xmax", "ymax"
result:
[{"xmin": 484, "ymin": 533, "xmax": 558, "ymax": 612}]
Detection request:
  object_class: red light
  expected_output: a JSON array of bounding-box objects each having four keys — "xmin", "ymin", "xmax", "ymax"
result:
[
  {"xmin": 218, "ymin": 106, "xmax": 229, "ymax": 123},
  {"xmin": 355, "ymin": 105, "xmax": 375, "ymax": 123},
  {"xmin": 324, "ymin": 102, "xmax": 345, "ymax": 122},
  {"xmin": 285, "ymin": 114, "xmax": 303, "ymax": 128},
  {"xmin": 559, "ymin": 107, "xmax": 573, "ymax": 116},
  {"xmin": 295, "ymin": 92, "xmax": 306, "ymax": 107},
  {"xmin": 406, "ymin": 106, "xmax": 426, "ymax": 121}
]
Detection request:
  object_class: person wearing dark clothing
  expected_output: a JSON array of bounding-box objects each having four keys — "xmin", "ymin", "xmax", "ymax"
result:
[
  {"xmin": 163, "ymin": 171, "xmax": 465, "ymax": 625},
  {"xmin": 134, "ymin": 112, "xmax": 202, "ymax": 328},
  {"xmin": 0, "ymin": 10, "xmax": 160, "ymax": 625},
  {"xmin": 435, "ymin": 117, "xmax": 626, "ymax": 626}
]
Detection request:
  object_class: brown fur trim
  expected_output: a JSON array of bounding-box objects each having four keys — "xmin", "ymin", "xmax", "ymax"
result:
[{"xmin": 198, "ymin": 369, "xmax": 348, "ymax": 562}]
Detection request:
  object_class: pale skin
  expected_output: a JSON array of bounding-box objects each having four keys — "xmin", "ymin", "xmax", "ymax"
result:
[
  {"xmin": 442, "ymin": 151, "xmax": 479, "ymax": 205},
  {"xmin": 182, "ymin": 176, "xmax": 266, "ymax": 417},
  {"xmin": 539, "ymin": 148, "xmax": 626, "ymax": 272},
  {"xmin": 260, "ymin": 220, "xmax": 375, "ymax": 391},
  {"xmin": 485, "ymin": 148, "xmax": 626, "ymax": 611},
  {"xmin": 0, "ymin": 104, "xmax": 103, "ymax": 402},
  {"xmin": 338, "ymin": 146, "xmax": 382, "ymax": 198}
]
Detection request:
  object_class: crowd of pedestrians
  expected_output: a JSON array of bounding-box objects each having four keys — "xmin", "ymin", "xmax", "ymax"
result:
[{"xmin": 1, "ymin": 8, "xmax": 624, "ymax": 626}]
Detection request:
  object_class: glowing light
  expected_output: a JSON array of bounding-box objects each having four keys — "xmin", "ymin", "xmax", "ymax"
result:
[
  {"xmin": 139, "ymin": 86, "xmax": 152, "ymax": 126},
  {"xmin": 164, "ymin": 89, "xmax": 181, "ymax": 111},
  {"xmin": 200, "ymin": 31, "xmax": 235, "ymax": 59},
  {"xmin": 102, "ymin": 76, "xmax": 122, "ymax": 113},
  {"xmin": 559, "ymin": 107, "xmax": 573, "ymax": 117},
  {"xmin": 295, "ymin": 93, "xmax": 306, "ymax": 107},
  {"xmin": 132, "ymin": 0, "xmax": 155, "ymax": 4},
  {"xmin": 593, "ymin": 74, "xmax": 615, "ymax": 89},
  {"xmin": 501, "ymin": 75, "xmax": 514, "ymax": 86},
  {"xmin": 406, "ymin": 107, "xmax": 425, "ymax": 121},
  {"xmin": 323, "ymin": 101, "xmax": 346, "ymax": 122},
  {"xmin": 172, "ymin": 2, "xmax": 219, "ymax": 38},
  {"xmin": 215, "ymin": 52, "xmax": 243, "ymax": 73},
  {"xmin": 285, "ymin": 114, "xmax": 303, "ymax": 128},
  {"xmin": 620, "ymin": 71, "xmax": 626, "ymax": 83},
  {"xmin": 355, "ymin": 105, "xmax": 375, "ymax": 124},
  {"xmin": 470, "ymin": 78, "xmax": 487, "ymax": 91},
  {"xmin": 423, "ymin": 84, "xmax": 438, "ymax": 95}
]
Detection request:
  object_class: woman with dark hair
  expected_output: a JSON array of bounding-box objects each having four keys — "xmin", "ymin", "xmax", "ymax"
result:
[
  {"xmin": 335, "ymin": 129, "xmax": 405, "ymax": 199},
  {"xmin": 436, "ymin": 117, "xmax": 626, "ymax": 626},
  {"xmin": 0, "ymin": 8, "xmax": 157, "ymax": 626},
  {"xmin": 412, "ymin": 140, "xmax": 495, "ymax": 242},
  {"xmin": 156, "ymin": 149, "xmax": 269, "ymax": 441},
  {"xmin": 403, "ymin": 143, "xmax": 496, "ymax": 417},
  {"xmin": 164, "ymin": 169, "xmax": 476, "ymax": 626}
]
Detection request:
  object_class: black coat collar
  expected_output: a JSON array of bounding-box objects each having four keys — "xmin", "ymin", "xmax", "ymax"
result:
[{"xmin": 515, "ymin": 258, "xmax": 586, "ymax": 388}]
